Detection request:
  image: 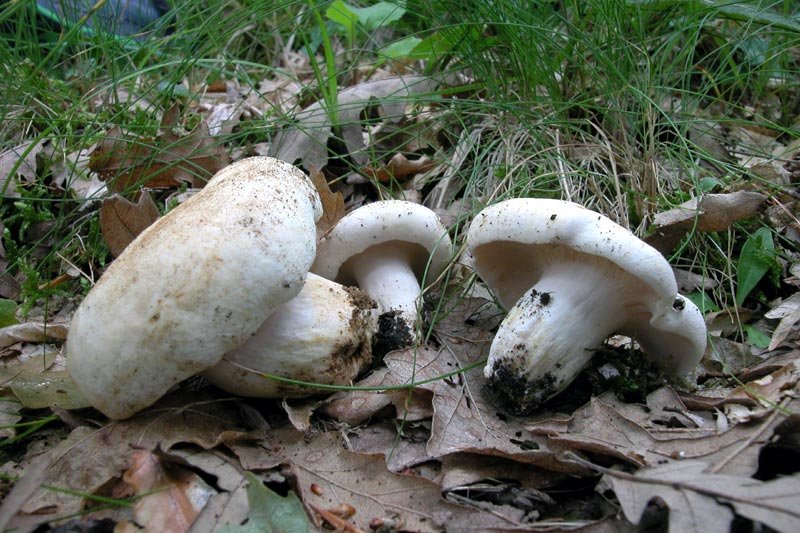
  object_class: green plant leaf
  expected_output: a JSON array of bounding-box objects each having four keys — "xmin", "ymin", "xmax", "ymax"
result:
[
  {"xmin": 735, "ymin": 227, "xmax": 775, "ymax": 307},
  {"xmin": 380, "ymin": 36, "xmax": 422, "ymax": 59},
  {"xmin": 352, "ymin": 1, "xmax": 406, "ymax": 31},
  {"xmin": 744, "ymin": 324, "xmax": 771, "ymax": 349},
  {"xmin": 327, "ymin": 1, "xmax": 405, "ymax": 33},
  {"xmin": 0, "ymin": 299, "xmax": 18, "ymax": 328},
  {"xmin": 326, "ymin": 0, "xmax": 358, "ymax": 34},
  {"xmin": 219, "ymin": 472, "xmax": 309, "ymax": 533},
  {"xmin": 687, "ymin": 291, "xmax": 719, "ymax": 314},
  {"xmin": 625, "ymin": 0, "xmax": 800, "ymax": 32}
]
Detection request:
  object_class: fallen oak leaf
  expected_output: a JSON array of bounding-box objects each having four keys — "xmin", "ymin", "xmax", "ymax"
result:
[
  {"xmin": 89, "ymin": 107, "xmax": 228, "ymax": 192},
  {"xmin": 587, "ymin": 457, "xmax": 800, "ymax": 533},
  {"xmin": 99, "ymin": 192, "xmax": 160, "ymax": 257},
  {"xmin": 229, "ymin": 429, "xmax": 515, "ymax": 531},
  {"xmin": 13, "ymin": 392, "xmax": 259, "ymax": 523}
]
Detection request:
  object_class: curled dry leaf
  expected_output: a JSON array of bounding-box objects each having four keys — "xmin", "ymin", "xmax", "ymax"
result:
[
  {"xmin": 0, "ymin": 322, "xmax": 68, "ymax": 349},
  {"xmin": 99, "ymin": 192, "xmax": 161, "ymax": 257},
  {"xmin": 121, "ymin": 449, "xmax": 214, "ymax": 533},
  {"xmin": 363, "ymin": 153, "xmax": 435, "ymax": 183},
  {"xmin": 309, "ymin": 167, "xmax": 345, "ymax": 236},
  {"xmin": 321, "ymin": 364, "xmax": 434, "ymax": 426},
  {"xmin": 646, "ymin": 191, "xmax": 768, "ymax": 254}
]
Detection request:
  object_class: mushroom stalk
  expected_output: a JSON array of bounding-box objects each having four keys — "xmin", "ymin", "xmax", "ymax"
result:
[
  {"xmin": 485, "ymin": 261, "xmax": 637, "ymax": 414},
  {"xmin": 350, "ymin": 246, "xmax": 421, "ymax": 330}
]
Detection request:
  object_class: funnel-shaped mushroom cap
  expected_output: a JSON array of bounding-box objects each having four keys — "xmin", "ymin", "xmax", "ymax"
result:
[
  {"xmin": 203, "ymin": 273, "xmax": 377, "ymax": 397},
  {"xmin": 67, "ymin": 157, "xmax": 322, "ymax": 419},
  {"xmin": 468, "ymin": 199, "xmax": 707, "ymax": 413},
  {"xmin": 312, "ymin": 201, "xmax": 453, "ymax": 349}
]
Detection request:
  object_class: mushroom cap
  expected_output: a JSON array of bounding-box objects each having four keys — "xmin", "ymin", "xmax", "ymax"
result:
[
  {"xmin": 468, "ymin": 198, "xmax": 706, "ymax": 375},
  {"xmin": 468, "ymin": 199, "xmax": 678, "ymax": 307},
  {"xmin": 202, "ymin": 273, "xmax": 377, "ymax": 397},
  {"xmin": 311, "ymin": 200, "xmax": 453, "ymax": 286},
  {"xmin": 67, "ymin": 157, "xmax": 322, "ymax": 419}
]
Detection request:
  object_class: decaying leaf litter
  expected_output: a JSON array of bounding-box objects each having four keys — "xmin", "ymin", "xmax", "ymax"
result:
[{"xmin": 1, "ymin": 6, "xmax": 800, "ymax": 533}]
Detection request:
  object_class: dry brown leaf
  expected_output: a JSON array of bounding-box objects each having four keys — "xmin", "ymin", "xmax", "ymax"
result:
[
  {"xmin": 0, "ymin": 392, "xmax": 22, "ymax": 440},
  {"xmin": 231, "ymin": 429, "xmax": 520, "ymax": 531},
  {"xmin": 12, "ymin": 392, "xmax": 258, "ymax": 523},
  {"xmin": 722, "ymin": 361, "xmax": 800, "ymax": 423},
  {"xmin": 309, "ymin": 167, "xmax": 345, "ymax": 236},
  {"xmin": 363, "ymin": 153, "xmax": 436, "ymax": 182},
  {"xmin": 765, "ymin": 293, "xmax": 800, "ymax": 350},
  {"xmin": 0, "ymin": 221, "xmax": 22, "ymax": 298},
  {"xmin": 99, "ymin": 192, "xmax": 160, "ymax": 257},
  {"xmin": 0, "ymin": 322, "xmax": 69, "ymax": 349},
  {"xmin": 0, "ymin": 139, "xmax": 45, "ymax": 197},
  {"xmin": 346, "ymin": 421, "xmax": 435, "ymax": 473},
  {"xmin": 270, "ymin": 75, "xmax": 438, "ymax": 170},
  {"xmin": 599, "ymin": 460, "xmax": 800, "ymax": 533},
  {"xmin": 322, "ymin": 365, "xmax": 434, "ymax": 426},
  {"xmin": 89, "ymin": 106, "xmax": 228, "ymax": 192},
  {"xmin": 120, "ymin": 449, "xmax": 214, "ymax": 533},
  {"xmin": 646, "ymin": 191, "xmax": 768, "ymax": 254},
  {"xmin": 526, "ymin": 390, "xmax": 795, "ymax": 476},
  {"xmin": 381, "ymin": 347, "xmax": 582, "ymax": 475},
  {"xmin": 174, "ymin": 449, "xmax": 251, "ymax": 531}
]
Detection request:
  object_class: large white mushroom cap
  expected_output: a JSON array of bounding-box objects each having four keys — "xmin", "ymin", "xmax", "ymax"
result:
[
  {"xmin": 312, "ymin": 200, "xmax": 453, "ymax": 349},
  {"xmin": 203, "ymin": 273, "xmax": 377, "ymax": 397},
  {"xmin": 468, "ymin": 198, "xmax": 707, "ymax": 413},
  {"xmin": 67, "ymin": 157, "xmax": 322, "ymax": 419}
]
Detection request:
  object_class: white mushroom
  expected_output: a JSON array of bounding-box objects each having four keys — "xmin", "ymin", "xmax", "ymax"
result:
[
  {"xmin": 202, "ymin": 273, "xmax": 377, "ymax": 397},
  {"xmin": 312, "ymin": 200, "xmax": 453, "ymax": 351},
  {"xmin": 67, "ymin": 157, "xmax": 322, "ymax": 419},
  {"xmin": 467, "ymin": 198, "xmax": 707, "ymax": 414}
]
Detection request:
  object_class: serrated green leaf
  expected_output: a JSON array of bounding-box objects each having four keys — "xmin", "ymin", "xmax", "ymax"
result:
[
  {"xmin": 0, "ymin": 299, "xmax": 18, "ymax": 328},
  {"xmin": 219, "ymin": 472, "xmax": 309, "ymax": 533},
  {"xmin": 735, "ymin": 227, "xmax": 775, "ymax": 307}
]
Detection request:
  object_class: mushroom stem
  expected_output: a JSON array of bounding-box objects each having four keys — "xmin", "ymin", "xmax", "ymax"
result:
[
  {"xmin": 349, "ymin": 246, "xmax": 422, "ymax": 333},
  {"xmin": 486, "ymin": 261, "xmax": 639, "ymax": 414}
]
